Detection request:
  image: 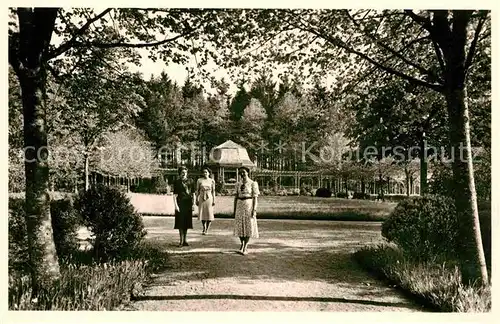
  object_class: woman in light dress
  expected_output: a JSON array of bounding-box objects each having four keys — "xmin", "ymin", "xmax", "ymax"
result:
[
  {"xmin": 196, "ymin": 166, "xmax": 215, "ymax": 235},
  {"xmin": 232, "ymin": 166, "xmax": 260, "ymax": 255}
]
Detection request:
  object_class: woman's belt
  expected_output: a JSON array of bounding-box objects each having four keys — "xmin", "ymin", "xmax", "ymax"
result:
[
  {"xmin": 199, "ymin": 191, "xmax": 211, "ymax": 201},
  {"xmin": 237, "ymin": 196, "xmax": 253, "ymax": 200}
]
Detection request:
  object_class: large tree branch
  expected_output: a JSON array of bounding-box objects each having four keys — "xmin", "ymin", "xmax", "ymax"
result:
[
  {"xmin": 48, "ymin": 8, "xmax": 113, "ymax": 59},
  {"xmin": 304, "ymin": 26, "xmax": 444, "ymax": 92},
  {"xmin": 405, "ymin": 10, "xmax": 454, "ymax": 74},
  {"xmin": 431, "ymin": 38, "xmax": 446, "ymax": 72},
  {"xmin": 74, "ymin": 25, "xmax": 199, "ymax": 49},
  {"xmin": 282, "ymin": 9, "xmax": 443, "ymax": 92},
  {"xmin": 34, "ymin": 8, "xmax": 59, "ymax": 59},
  {"xmin": 352, "ymin": 10, "xmax": 406, "ymax": 21},
  {"xmin": 465, "ymin": 11, "xmax": 488, "ymax": 72},
  {"xmin": 430, "ymin": 10, "xmax": 454, "ymax": 55},
  {"xmin": 404, "ymin": 10, "xmax": 452, "ymax": 56},
  {"xmin": 478, "ymin": 30, "xmax": 490, "ymax": 42},
  {"xmin": 346, "ymin": 10, "xmax": 441, "ymax": 83}
]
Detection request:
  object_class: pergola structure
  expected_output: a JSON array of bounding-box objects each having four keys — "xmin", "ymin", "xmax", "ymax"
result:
[
  {"xmin": 86, "ymin": 140, "xmax": 421, "ymax": 196},
  {"xmin": 252, "ymin": 169, "xmax": 329, "ymax": 189},
  {"xmin": 252, "ymin": 169, "xmax": 419, "ymax": 195},
  {"xmin": 206, "ymin": 140, "xmax": 257, "ymax": 187}
]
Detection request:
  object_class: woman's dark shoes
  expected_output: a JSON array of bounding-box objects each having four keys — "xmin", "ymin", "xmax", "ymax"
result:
[{"xmin": 182, "ymin": 242, "xmax": 189, "ymax": 246}]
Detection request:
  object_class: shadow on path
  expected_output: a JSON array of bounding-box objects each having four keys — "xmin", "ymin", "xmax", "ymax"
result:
[{"xmin": 132, "ymin": 294, "xmax": 422, "ymax": 309}]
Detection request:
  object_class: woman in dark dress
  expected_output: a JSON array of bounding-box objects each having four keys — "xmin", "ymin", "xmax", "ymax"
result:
[{"xmin": 173, "ymin": 166, "xmax": 195, "ymax": 247}]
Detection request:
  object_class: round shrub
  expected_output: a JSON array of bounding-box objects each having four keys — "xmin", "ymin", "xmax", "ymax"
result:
[
  {"xmin": 153, "ymin": 176, "xmax": 170, "ymax": 194},
  {"xmin": 336, "ymin": 192, "xmax": 348, "ymax": 198},
  {"xmin": 352, "ymin": 192, "xmax": 370, "ymax": 200},
  {"xmin": 75, "ymin": 185, "xmax": 147, "ymax": 261},
  {"xmin": 315, "ymin": 187, "xmax": 332, "ymax": 198},
  {"xmin": 381, "ymin": 195, "xmax": 459, "ymax": 261}
]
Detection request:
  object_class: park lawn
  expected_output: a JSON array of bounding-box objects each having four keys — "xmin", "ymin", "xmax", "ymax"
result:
[
  {"xmin": 213, "ymin": 195, "xmax": 397, "ymax": 221},
  {"xmin": 191, "ymin": 195, "xmax": 396, "ymax": 221},
  {"xmin": 123, "ymin": 193, "xmax": 397, "ymax": 220}
]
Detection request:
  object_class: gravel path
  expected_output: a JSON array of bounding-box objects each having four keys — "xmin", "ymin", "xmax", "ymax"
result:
[{"xmin": 125, "ymin": 217, "xmax": 426, "ymax": 312}]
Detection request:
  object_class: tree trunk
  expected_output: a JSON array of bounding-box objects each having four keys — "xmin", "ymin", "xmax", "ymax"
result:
[
  {"xmin": 378, "ymin": 173, "xmax": 385, "ymax": 201},
  {"xmin": 404, "ymin": 166, "xmax": 411, "ymax": 196},
  {"xmin": 10, "ymin": 8, "xmax": 61, "ymax": 294},
  {"xmin": 445, "ymin": 85, "xmax": 488, "ymax": 286},
  {"xmin": 84, "ymin": 152, "xmax": 90, "ymax": 191},
  {"xmin": 442, "ymin": 11, "xmax": 488, "ymax": 286},
  {"xmin": 419, "ymin": 132, "xmax": 428, "ymax": 195},
  {"xmin": 20, "ymin": 70, "xmax": 61, "ymax": 292}
]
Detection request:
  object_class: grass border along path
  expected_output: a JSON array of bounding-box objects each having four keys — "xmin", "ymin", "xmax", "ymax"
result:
[{"xmin": 353, "ymin": 244, "xmax": 491, "ymax": 312}]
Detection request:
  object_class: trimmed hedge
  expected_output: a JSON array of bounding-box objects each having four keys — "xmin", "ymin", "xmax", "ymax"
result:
[
  {"xmin": 382, "ymin": 195, "xmax": 459, "ymax": 261},
  {"xmin": 382, "ymin": 195, "xmax": 491, "ymax": 268},
  {"xmin": 315, "ymin": 188, "xmax": 332, "ymax": 198},
  {"xmin": 75, "ymin": 185, "xmax": 147, "ymax": 261}
]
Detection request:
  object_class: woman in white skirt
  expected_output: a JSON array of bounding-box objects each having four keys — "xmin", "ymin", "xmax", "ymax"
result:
[
  {"xmin": 196, "ymin": 166, "xmax": 215, "ymax": 234},
  {"xmin": 233, "ymin": 166, "xmax": 260, "ymax": 255}
]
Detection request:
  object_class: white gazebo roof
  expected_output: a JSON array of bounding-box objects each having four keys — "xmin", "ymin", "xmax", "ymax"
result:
[{"xmin": 207, "ymin": 140, "xmax": 256, "ymax": 168}]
